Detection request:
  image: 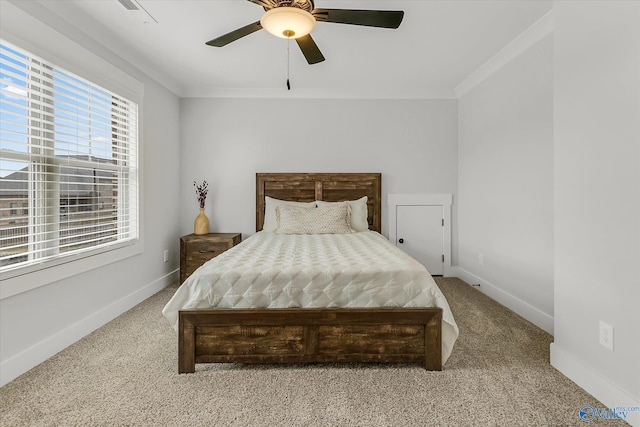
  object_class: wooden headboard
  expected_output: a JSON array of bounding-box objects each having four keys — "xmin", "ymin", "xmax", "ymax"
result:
[{"xmin": 256, "ymin": 173, "xmax": 382, "ymax": 233}]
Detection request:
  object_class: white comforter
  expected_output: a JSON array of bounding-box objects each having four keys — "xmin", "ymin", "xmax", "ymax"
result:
[{"xmin": 162, "ymin": 231, "xmax": 459, "ymax": 364}]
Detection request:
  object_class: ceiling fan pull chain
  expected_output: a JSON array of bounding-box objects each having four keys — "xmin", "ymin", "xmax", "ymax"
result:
[{"xmin": 286, "ymin": 38, "xmax": 291, "ymax": 90}]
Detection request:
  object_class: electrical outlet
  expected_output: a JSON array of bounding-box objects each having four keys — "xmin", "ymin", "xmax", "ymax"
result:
[
  {"xmin": 599, "ymin": 321, "xmax": 614, "ymax": 351},
  {"xmin": 478, "ymin": 253, "xmax": 484, "ymax": 265},
  {"xmin": 163, "ymin": 249, "xmax": 169, "ymax": 263}
]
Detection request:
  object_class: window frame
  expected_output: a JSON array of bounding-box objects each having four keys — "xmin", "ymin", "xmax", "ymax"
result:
[{"xmin": 0, "ymin": 32, "xmax": 144, "ymax": 300}]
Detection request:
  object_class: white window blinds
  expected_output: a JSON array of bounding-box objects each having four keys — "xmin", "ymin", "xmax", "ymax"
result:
[{"xmin": 0, "ymin": 40, "xmax": 139, "ymax": 272}]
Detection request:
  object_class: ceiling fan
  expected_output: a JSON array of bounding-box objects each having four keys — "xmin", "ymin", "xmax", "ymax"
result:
[{"xmin": 205, "ymin": 0, "xmax": 404, "ymax": 65}]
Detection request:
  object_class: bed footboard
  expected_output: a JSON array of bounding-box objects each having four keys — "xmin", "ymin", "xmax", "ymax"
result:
[{"xmin": 178, "ymin": 308, "xmax": 442, "ymax": 373}]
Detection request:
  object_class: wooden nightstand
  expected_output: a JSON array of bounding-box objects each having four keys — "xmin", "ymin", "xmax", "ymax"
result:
[{"xmin": 180, "ymin": 233, "xmax": 242, "ymax": 283}]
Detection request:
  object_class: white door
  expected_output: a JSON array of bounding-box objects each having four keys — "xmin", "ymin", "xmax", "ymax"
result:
[{"xmin": 396, "ymin": 205, "xmax": 444, "ymax": 275}]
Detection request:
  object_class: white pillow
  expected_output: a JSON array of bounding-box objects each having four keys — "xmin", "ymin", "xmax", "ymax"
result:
[
  {"xmin": 316, "ymin": 196, "xmax": 368, "ymax": 232},
  {"xmin": 263, "ymin": 196, "xmax": 316, "ymax": 232},
  {"xmin": 275, "ymin": 203, "xmax": 352, "ymax": 235}
]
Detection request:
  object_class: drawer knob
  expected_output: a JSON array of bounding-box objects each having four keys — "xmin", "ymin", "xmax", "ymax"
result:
[
  {"xmin": 398, "ymin": 238, "xmax": 404, "ymax": 244},
  {"xmin": 198, "ymin": 250, "xmax": 217, "ymax": 254}
]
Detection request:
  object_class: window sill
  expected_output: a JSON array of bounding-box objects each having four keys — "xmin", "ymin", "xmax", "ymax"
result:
[{"xmin": 0, "ymin": 239, "xmax": 143, "ymax": 300}]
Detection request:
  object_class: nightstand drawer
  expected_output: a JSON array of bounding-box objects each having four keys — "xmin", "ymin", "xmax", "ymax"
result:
[
  {"xmin": 180, "ymin": 233, "xmax": 242, "ymax": 283},
  {"xmin": 187, "ymin": 241, "xmax": 230, "ymax": 256},
  {"xmin": 183, "ymin": 245, "xmax": 225, "ymax": 276}
]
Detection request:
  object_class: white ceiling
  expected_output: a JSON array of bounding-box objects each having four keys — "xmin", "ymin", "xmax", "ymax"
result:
[{"xmin": 45, "ymin": 0, "xmax": 552, "ymax": 98}]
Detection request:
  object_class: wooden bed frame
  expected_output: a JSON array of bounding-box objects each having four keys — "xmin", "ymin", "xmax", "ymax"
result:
[{"xmin": 178, "ymin": 173, "xmax": 443, "ymax": 372}]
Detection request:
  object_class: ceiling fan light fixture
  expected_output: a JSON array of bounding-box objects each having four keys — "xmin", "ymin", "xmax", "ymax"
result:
[{"xmin": 260, "ymin": 7, "xmax": 316, "ymax": 39}]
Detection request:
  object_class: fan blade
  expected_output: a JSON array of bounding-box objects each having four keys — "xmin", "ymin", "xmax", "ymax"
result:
[
  {"xmin": 206, "ymin": 21, "xmax": 262, "ymax": 47},
  {"xmin": 295, "ymin": 34, "xmax": 325, "ymax": 65},
  {"xmin": 247, "ymin": 0, "xmax": 272, "ymax": 9},
  {"xmin": 312, "ymin": 9, "xmax": 404, "ymax": 29}
]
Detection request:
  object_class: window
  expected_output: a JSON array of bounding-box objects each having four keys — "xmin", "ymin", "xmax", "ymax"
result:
[{"xmin": 0, "ymin": 40, "xmax": 138, "ymax": 272}]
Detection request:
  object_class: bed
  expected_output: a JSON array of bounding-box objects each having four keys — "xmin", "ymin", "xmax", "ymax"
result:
[{"xmin": 164, "ymin": 173, "xmax": 458, "ymax": 373}]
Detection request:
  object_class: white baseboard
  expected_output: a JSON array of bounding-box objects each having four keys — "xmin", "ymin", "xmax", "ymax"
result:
[
  {"xmin": 551, "ymin": 344, "xmax": 640, "ymax": 427},
  {"xmin": 0, "ymin": 269, "xmax": 179, "ymax": 387},
  {"xmin": 451, "ymin": 267, "xmax": 554, "ymax": 335}
]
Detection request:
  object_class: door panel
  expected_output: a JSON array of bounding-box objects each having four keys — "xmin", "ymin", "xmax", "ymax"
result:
[{"xmin": 396, "ymin": 205, "xmax": 443, "ymax": 275}]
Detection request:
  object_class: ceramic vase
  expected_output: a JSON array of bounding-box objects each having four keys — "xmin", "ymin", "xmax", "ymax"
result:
[{"xmin": 194, "ymin": 207, "xmax": 209, "ymax": 235}]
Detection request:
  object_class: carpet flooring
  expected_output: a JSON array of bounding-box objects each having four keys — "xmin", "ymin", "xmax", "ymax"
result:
[{"xmin": 0, "ymin": 277, "xmax": 622, "ymax": 426}]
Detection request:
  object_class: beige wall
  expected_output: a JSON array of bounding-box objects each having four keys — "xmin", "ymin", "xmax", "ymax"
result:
[
  {"xmin": 0, "ymin": 1, "xmax": 182, "ymax": 385},
  {"xmin": 179, "ymin": 97, "xmax": 459, "ymax": 244},
  {"xmin": 551, "ymin": 1, "xmax": 640, "ymax": 420}
]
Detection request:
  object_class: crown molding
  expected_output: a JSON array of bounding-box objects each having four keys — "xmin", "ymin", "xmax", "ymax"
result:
[
  {"xmin": 9, "ymin": 0, "xmax": 185, "ymax": 97},
  {"xmin": 182, "ymin": 86, "xmax": 457, "ymax": 100},
  {"xmin": 454, "ymin": 10, "xmax": 553, "ymax": 98}
]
